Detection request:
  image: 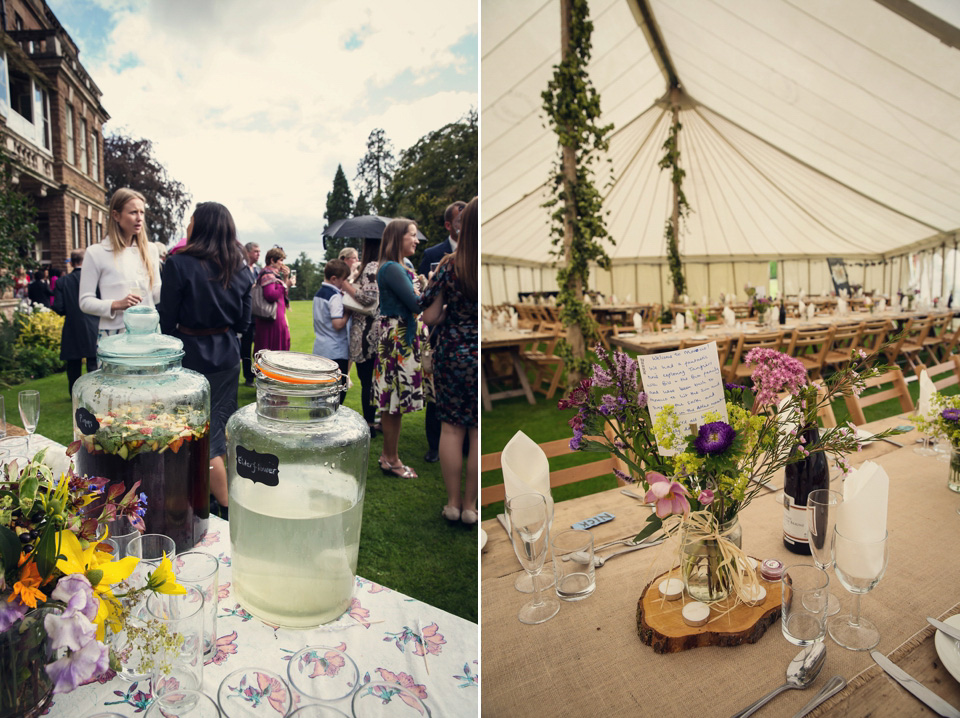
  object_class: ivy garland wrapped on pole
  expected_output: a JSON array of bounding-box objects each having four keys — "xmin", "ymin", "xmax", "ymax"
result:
[
  {"xmin": 541, "ymin": 0, "xmax": 614, "ymax": 382},
  {"xmin": 659, "ymin": 89, "xmax": 690, "ymax": 304}
]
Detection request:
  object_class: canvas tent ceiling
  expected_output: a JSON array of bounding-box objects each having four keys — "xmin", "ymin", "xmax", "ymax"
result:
[{"xmin": 482, "ymin": 0, "xmax": 960, "ymax": 274}]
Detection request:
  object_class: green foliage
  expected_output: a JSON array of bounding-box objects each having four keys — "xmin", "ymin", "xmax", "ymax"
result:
[
  {"xmin": 659, "ymin": 118, "xmax": 690, "ymax": 299},
  {"xmin": 382, "ymin": 110, "xmax": 478, "ymax": 269},
  {"xmin": 540, "ymin": 0, "xmax": 614, "ymax": 371},
  {"xmin": 354, "ymin": 191, "xmax": 370, "ymax": 217},
  {"xmin": 12, "ymin": 306, "xmax": 63, "ymax": 380},
  {"xmin": 104, "ymin": 131, "xmax": 193, "ymax": 246},
  {"xmin": 355, "ymin": 129, "xmax": 397, "ymax": 214},
  {"xmin": 324, "ymin": 165, "xmax": 356, "ymax": 261},
  {"xmin": 0, "ymin": 149, "xmax": 38, "ymax": 294},
  {"xmin": 288, "ymin": 252, "xmax": 323, "ymax": 301}
]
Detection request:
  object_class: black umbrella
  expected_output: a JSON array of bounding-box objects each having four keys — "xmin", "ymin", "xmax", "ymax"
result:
[{"xmin": 322, "ymin": 215, "xmax": 427, "ymax": 248}]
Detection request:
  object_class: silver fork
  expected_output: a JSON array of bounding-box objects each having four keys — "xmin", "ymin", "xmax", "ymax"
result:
[{"xmin": 594, "ymin": 538, "xmax": 666, "ymax": 567}]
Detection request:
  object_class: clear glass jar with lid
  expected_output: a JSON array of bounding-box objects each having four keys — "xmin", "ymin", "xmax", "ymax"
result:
[
  {"xmin": 226, "ymin": 350, "xmax": 369, "ymax": 628},
  {"xmin": 72, "ymin": 306, "xmax": 211, "ymax": 552}
]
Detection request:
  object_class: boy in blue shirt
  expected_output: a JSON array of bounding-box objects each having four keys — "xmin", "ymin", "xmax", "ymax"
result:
[{"xmin": 313, "ymin": 259, "xmax": 351, "ymax": 402}]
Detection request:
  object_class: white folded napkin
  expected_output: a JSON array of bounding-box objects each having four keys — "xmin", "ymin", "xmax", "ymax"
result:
[
  {"xmin": 548, "ymin": 295, "xmax": 557, "ymax": 305},
  {"xmin": 836, "ymin": 461, "xmax": 888, "ymax": 575},
  {"xmin": 799, "ymin": 289, "xmax": 806, "ymax": 300},
  {"xmin": 701, "ymin": 296, "xmax": 708, "ymax": 306},
  {"xmin": 877, "ymin": 298, "xmax": 886, "ymax": 312},
  {"xmin": 685, "ymin": 309, "xmax": 694, "ymax": 328},
  {"xmin": 633, "ymin": 312, "xmax": 644, "ymax": 330},
  {"xmin": 501, "ymin": 431, "xmax": 554, "ymax": 518},
  {"xmin": 798, "ymin": 299, "xmax": 806, "ymax": 317},
  {"xmin": 674, "ymin": 312, "xmax": 685, "ymax": 331},
  {"xmin": 626, "ymin": 294, "xmax": 633, "ymax": 303},
  {"xmin": 610, "ymin": 294, "xmax": 618, "ymax": 305},
  {"xmin": 583, "ymin": 294, "xmax": 592, "ymax": 305},
  {"xmin": 723, "ymin": 305, "xmax": 736, "ymax": 328},
  {"xmin": 918, "ymin": 369, "xmax": 936, "ymax": 419},
  {"xmin": 510, "ymin": 314, "xmax": 518, "ymax": 330},
  {"xmin": 807, "ymin": 303, "xmax": 816, "ymax": 320},
  {"xmin": 901, "ymin": 295, "xmax": 909, "ymax": 310},
  {"xmin": 838, "ymin": 298, "xmax": 848, "ymax": 315}
]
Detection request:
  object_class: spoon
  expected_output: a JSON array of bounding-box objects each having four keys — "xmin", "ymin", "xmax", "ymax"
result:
[{"xmin": 729, "ymin": 643, "xmax": 826, "ymax": 718}]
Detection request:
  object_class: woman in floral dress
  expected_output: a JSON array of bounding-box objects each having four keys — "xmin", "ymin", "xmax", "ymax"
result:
[
  {"xmin": 374, "ymin": 220, "xmax": 424, "ymax": 479},
  {"xmin": 420, "ymin": 196, "xmax": 479, "ymax": 524},
  {"xmin": 348, "ymin": 237, "xmax": 381, "ymax": 435}
]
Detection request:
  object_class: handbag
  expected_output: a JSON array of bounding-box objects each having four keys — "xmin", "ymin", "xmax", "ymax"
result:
[
  {"xmin": 343, "ymin": 292, "xmax": 377, "ymax": 316},
  {"xmin": 251, "ymin": 274, "xmax": 279, "ymax": 320}
]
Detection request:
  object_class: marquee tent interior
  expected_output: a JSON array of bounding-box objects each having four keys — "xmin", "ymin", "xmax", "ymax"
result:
[{"xmin": 481, "ymin": 0, "xmax": 960, "ymax": 307}]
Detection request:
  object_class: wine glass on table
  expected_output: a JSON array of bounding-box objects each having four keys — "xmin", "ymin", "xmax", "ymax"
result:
[
  {"xmin": 827, "ymin": 528, "xmax": 888, "ymax": 651},
  {"xmin": 506, "ymin": 493, "xmax": 559, "ymax": 624},
  {"xmin": 806, "ymin": 489, "xmax": 843, "ymax": 616},
  {"xmin": 18, "ymin": 390, "xmax": 39, "ymax": 456}
]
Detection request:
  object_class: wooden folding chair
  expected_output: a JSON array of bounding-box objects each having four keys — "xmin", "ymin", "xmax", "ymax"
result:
[
  {"xmin": 891, "ymin": 316, "xmax": 934, "ymax": 373},
  {"xmin": 915, "ymin": 355, "xmax": 960, "ymax": 392},
  {"xmin": 679, "ymin": 335, "xmax": 734, "ymax": 369},
  {"xmin": 843, "ymin": 367, "xmax": 914, "ymax": 426},
  {"xmin": 724, "ymin": 330, "xmax": 786, "ymax": 384},
  {"xmin": 786, "ymin": 326, "xmax": 836, "ymax": 380},
  {"xmin": 520, "ymin": 322, "xmax": 566, "ymax": 399},
  {"xmin": 941, "ymin": 322, "xmax": 960, "ymax": 358},
  {"xmin": 822, "ymin": 321, "xmax": 864, "ymax": 372},
  {"xmin": 921, "ymin": 313, "xmax": 953, "ymax": 364},
  {"xmin": 858, "ymin": 318, "xmax": 892, "ymax": 356}
]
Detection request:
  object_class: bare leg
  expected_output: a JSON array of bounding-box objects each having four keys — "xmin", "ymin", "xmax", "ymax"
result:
[
  {"xmin": 210, "ymin": 455, "xmax": 228, "ymax": 506},
  {"xmin": 380, "ymin": 412, "xmax": 402, "ymax": 465},
  {"xmin": 464, "ymin": 426, "xmax": 478, "ymax": 511},
  {"xmin": 439, "ymin": 422, "xmax": 466, "ymax": 510}
]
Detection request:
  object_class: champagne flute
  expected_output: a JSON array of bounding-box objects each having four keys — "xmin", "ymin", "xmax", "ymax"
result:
[
  {"xmin": 506, "ymin": 493, "xmax": 559, "ymax": 624},
  {"xmin": 806, "ymin": 489, "xmax": 843, "ymax": 616},
  {"xmin": 827, "ymin": 528, "xmax": 888, "ymax": 651},
  {"xmin": 18, "ymin": 390, "xmax": 39, "ymax": 456}
]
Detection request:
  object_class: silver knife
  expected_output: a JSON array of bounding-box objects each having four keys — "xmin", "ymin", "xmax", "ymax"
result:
[
  {"xmin": 791, "ymin": 675, "xmax": 846, "ymax": 718},
  {"xmin": 871, "ymin": 651, "xmax": 960, "ymax": 717},
  {"xmin": 928, "ymin": 617, "xmax": 960, "ymax": 643}
]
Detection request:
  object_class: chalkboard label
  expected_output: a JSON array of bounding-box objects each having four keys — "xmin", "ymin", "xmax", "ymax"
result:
[
  {"xmin": 75, "ymin": 407, "xmax": 100, "ymax": 435},
  {"xmin": 236, "ymin": 445, "xmax": 280, "ymax": 487}
]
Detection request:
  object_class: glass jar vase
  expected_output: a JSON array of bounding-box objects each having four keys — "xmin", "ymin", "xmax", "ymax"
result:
[
  {"xmin": 680, "ymin": 517, "xmax": 742, "ymax": 603},
  {"xmin": 72, "ymin": 306, "xmax": 210, "ymax": 553},
  {"xmin": 0, "ymin": 607, "xmax": 58, "ymax": 718},
  {"xmin": 949, "ymin": 446, "xmax": 960, "ymax": 493},
  {"xmin": 226, "ymin": 351, "xmax": 369, "ymax": 628}
]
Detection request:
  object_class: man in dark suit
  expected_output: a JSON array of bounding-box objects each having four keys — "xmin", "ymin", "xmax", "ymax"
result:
[
  {"xmin": 417, "ymin": 200, "xmax": 465, "ymax": 463},
  {"xmin": 240, "ymin": 242, "xmax": 261, "ymax": 386},
  {"xmin": 53, "ymin": 249, "xmax": 99, "ymax": 397}
]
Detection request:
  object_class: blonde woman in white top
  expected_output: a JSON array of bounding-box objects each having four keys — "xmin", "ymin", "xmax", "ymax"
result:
[{"xmin": 79, "ymin": 188, "xmax": 162, "ymax": 337}]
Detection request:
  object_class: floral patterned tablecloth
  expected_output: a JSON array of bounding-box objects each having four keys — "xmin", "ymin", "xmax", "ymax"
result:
[{"xmin": 41, "ymin": 513, "xmax": 479, "ymax": 717}]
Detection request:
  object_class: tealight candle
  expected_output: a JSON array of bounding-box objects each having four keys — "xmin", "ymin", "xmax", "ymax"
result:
[
  {"xmin": 657, "ymin": 578, "xmax": 683, "ymax": 601},
  {"xmin": 681, "ymin": 601, "xmax": 710, "ymax": 627},
  {"xmin": 741, "ymin": 584, "xmax": 766, "ymax": 606}
]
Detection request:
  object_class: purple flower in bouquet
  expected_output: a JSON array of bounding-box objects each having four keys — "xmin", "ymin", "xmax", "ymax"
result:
[
  {"xmin": 0, "ymin": 600, "xmax": 27, "ymax": 632},
  {"xmin": 44, "ymin": 604, "xmax": 96, "ymax": 653},
  {"xmin": 637, "ymin": 391, "xmax": 648, "ymax": 409},
  {"xmin": 942, "ymin": 408, "xmax": 960, "ymax": 422},
  {"xmin": 644, "ymin": 472, "xmax": 690, "ymax": 518},
  {"xmin": 45, "ymin": 639, "xmax": 109, "ymax": 694},
  {"xmin": 694, "ymin": 421, "xmax": 736, "ymax": 456},
  {"xmin": 51, "ymin": 574, "xmax": 99, "ymax": 623},
  {"xmin": 745, "ymin": 348, "xmax": 807, "ymax": 407}
]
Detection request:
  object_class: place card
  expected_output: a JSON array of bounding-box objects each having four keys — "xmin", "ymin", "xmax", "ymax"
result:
[
  {"xmin": 638, "ymin": 343, "xmax": 728, "ymax": 455},
  {"xmin": 571, "ymin": 512, "xmax": 615, "ymax": 530}
]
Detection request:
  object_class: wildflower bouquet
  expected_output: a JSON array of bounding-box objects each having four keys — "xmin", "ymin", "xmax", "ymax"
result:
[
  {"xmin": 912, "ymin": 393, "xmax": 960, "ymax": 448},
  {"xmin": 0, "ymin": 447, "xmax": 184, "ymax": 714},
  {"xmin": 751, "ymin": 295, "xmax": 773, "ymax": 320}
]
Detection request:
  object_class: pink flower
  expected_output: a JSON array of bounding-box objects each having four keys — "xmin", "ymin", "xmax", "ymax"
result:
[
  {"xmin": 698, "ymin": 489, "xmax": 715, "ymax": 506},
  {"xmin": 643, "ymin": 472, "xmax": 690, "ymax": 517}
]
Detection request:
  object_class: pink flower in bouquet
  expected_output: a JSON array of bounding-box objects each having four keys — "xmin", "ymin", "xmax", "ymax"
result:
[
  {"xmin": 698, "ymin": 489, "xmax": 715, "ymax": 506},
  {"xmin": 745, "ymin": 348, "xmax": 807, "ymax": 407},
  {"xmin": 643, "ymin": 472, "xmax": 690, "ymax": 517}
]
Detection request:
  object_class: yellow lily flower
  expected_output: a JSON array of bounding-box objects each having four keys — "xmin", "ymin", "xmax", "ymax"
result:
[
  {"xmin": 55, "ymin": 530, "xmax": 138, "ymax": 592},
  {"xmin": 146, "ymin": 552, "xmax": 187, "ymax": 595}
]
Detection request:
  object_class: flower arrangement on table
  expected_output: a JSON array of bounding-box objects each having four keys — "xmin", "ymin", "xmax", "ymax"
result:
[
  {"xmin": 0, "ymin": 447, "xmax": 185, "ymax": 713},
  {"xmin": 751, "ymin": 295, "xmax": 774, "ymax": 322},
  {"xmin": 912, "ymin": 394, "xmax": 960, "ymax": 492},
  {"xmin": 559, "ymin": 344, "xmax": 905, "ymax": 603}
]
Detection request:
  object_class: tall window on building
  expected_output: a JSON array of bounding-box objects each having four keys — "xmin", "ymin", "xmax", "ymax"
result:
[
  {"xmin": 37, "ymin": 214, "xmax": 50, "ymax": 263},
  {"xmin": 41, "ymin": 90, "xmax": 51, "ymax": 150},
  {"xmin": 65, "ymin": 105, "xmax": 75, "ymax": 165},
  {"xmin": 71, "ymin": 213, "xmax": 80, "ymax": 250},
  {"xmin": 79, "ymin": 118, "xmax": 88, "ymax": 174},
  {"xmin": 9, "ymin": 68, "xmax": 32, "ymax": 122},
  {"xmin": 96, "ymin": 223, "xmax": 102, "ymax": 244},
  {"xmin": 84, "ymin": 218, "xmax": 92, "ymax": 247},
  {"xmin": 90, "ymin": 132, "xmax": 99, "ymax": 181}
]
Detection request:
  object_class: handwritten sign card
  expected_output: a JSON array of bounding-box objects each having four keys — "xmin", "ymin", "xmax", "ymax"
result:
[{"xmin": 638, "ymin": 342, "xmax": 728, "ymax": 456}]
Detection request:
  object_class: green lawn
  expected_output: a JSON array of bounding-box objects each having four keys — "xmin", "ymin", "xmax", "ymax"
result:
[{"xmin": 3, "ymin": 301, "xmax": 477, "ymax": 624}]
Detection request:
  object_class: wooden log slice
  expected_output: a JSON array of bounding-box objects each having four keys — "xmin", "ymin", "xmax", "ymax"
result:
[{"xmin": 636, "ymin": 563, "xmax": 782, "ymax": 653}]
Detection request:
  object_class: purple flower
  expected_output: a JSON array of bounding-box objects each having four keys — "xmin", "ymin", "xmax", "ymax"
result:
[
  {"xmin": 44, "ymin": 608, "xmax": 96, "ymax": 653},
  {"xmin": 51, "ymin": 574, "xmax": 98, "ymax": 623},
  {"xmin": 725, "ymin": 383, "xmax": 748, "ymax": 392},
  {"xmin": 637, "ymin": 392, "xmax": 648, "ymax": 409},
  {"xmin": 613, "ymin": 468, "xmax": 634, "ymax": 484},
  {"xmin": 592, "ymin": 364, "xmax": 613, "ymax": 387},
  {"xmin": 0, "ymin": 601, "xmax": 27, "ymax": 632},
  {"xmin": 45, "ymin": 639, "xmax": 110, "ymax": 694},
  {"xmin": 698, "ymin": 489, "xmax": 715, "ymax": 505},
  {"xmin": 694, "ymin": 422, "xmax": 736, "ymax": 456},
  {"xmin": 942, "ymin": 409, "xmax": 960, "ymax": 422}
]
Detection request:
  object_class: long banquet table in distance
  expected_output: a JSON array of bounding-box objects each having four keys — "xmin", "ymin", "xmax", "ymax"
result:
[
  {"xmin": 480, "ymin": 415, "xmax": 960, "ymax": 717},
  {"xmin": 481, "ymin": 327, "xmax": 556, "ymax": 410}
]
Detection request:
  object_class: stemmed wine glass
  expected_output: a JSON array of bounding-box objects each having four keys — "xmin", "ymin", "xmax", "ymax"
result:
[
  {"xmin": 505, "ymin": 493, "xmax": 559, "ymax": 625},
  {"xmin": 18, "ymin": 390, "xmax": 39, "ymax": 455},
  {"xmin": 828, "ymin": 528, "xmax": 889, "ymax": 651},
  {"xmin": 513, "ymin": 496, "xmax": 555, "ymax": 594},
  {"xmin": 806, "ymin": 489, "xmax": 843, "ymax": 616}
]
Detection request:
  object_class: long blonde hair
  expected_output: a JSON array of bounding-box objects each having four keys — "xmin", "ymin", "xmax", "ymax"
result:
[{"xmin": 105, "ymin": 188, "xmax": 155, "ymax": 290}]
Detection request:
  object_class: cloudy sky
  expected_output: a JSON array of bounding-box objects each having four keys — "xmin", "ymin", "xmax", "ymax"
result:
[{"xmin": 46, "ymin": 0, "xmax": 478, "ymax": 263}]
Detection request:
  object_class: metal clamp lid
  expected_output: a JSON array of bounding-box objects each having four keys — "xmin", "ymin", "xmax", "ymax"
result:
[{"xmin": 253, "ymin": 350, "xmax": 340, "ymax": 385}]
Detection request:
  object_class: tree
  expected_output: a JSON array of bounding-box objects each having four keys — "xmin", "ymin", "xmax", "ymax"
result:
[
  {"xmin": 381, "ymin": 109, "xmax": 478, "ymax": 269},
  {"xmin": 355, "ymin": 129, "xmax": 396, "ymax": 213},
  {"xmin": 0, "ymin": 148, "xmax": 38, "ymax": 294},
  {"xmin": 354, "ymin": 191, "xmax": 370, "ymax": 217},
  {"xmin": 324, "ymin": 164, "xmax": 355, "ymax": 260},
  {"xmin": 541, "ymin": 0, "xmax": 614, "ymax": 379},
  {"xmin": 104, "ymin": 131, "xmax": 192, "ymax": 246},
  {"xmin": 288, "ymin": 252, "xmax": 322, "ymax": 301}
]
